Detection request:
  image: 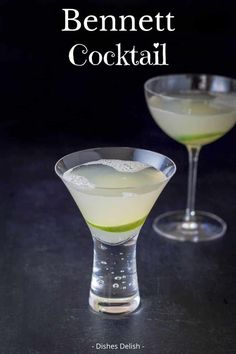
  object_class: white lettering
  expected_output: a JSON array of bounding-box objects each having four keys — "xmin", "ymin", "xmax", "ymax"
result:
[
  {"xmin": 100, "ymin": 15, "xmax": 117, "ymax": 31},
  {"xmin": 119, "ymin": 15, "xmax": 137, "ymax": 31},
  {"xmin": 130, "ymin": 46, "xmax": 140, "ymax": 65},
  {"xmin": 62, "ymin": 9, "xmax": 81, "ymax": 31},
  {"xmin": 89, "ymin": 51, "xmax": 103, "ymax": 65},
  {"xmin": 166, "ymin": 12, "xmax": 175, "ymax": 31},
  {"xmin": 84, "ymin": 15, "xmax": 98, "ymax": 31},
  {"xmin": 154, "ymin": 43, "xmax": 168, "ymax": 65},
  {"xmin": 139, "ymin": 15, "xmax": 153, "ymax": 31},
  {"xmin": 103, "ymin": 51, "xmax": 116, "ymax": 66},
  {"xmin": 155, "ymin": 13, "xmax": 165, "ymax": 31},
  {"xmin": 62, "ymin": 9, "xmax": 175, "ymax": 33},
  {"xmin": 140, "ymin": 50, "xmax": 152, "ymax": 65},
  {"xmin": 69, "ymin": 44, "xmax": 87, "ymax": 66},
  {"xmin": 116, "ymin": 43, "xmax": 130, "ymax": 66},
  {"xmin": 68, "ymin": 42, "xmax": 169, "ymax": 67}
]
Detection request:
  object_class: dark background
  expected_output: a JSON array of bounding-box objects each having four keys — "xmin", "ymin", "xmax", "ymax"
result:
[
  {"xmin": 2, "ymin": 0, "xmax": 236, "ymax": 143},
  {"xmin": 1, "ymin": 1, "xmax": 236, "ymax": 353}
]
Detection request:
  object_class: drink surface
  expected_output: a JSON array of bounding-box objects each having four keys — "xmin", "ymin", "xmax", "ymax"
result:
[
  {"xmin": 149, "ymin": 91, "xmax": 236, "ymax": 146},
  {"xmin": 63, "ymin": 159, "xmax": 167, "ymax": 244}
]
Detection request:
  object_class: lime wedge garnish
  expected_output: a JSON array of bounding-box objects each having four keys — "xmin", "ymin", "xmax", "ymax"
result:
[
  {"xmin": 86, "ymin": 216, "xmax": 147, "ymax": 233},
  {"xmin": 176, "ymin": 132, "xmax": 224, "ymax": 144}
]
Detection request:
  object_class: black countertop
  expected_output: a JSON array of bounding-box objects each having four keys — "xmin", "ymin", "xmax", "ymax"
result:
[{"xmin": 1, "ymin": 124, "xmax": 235, "ymax": 354}]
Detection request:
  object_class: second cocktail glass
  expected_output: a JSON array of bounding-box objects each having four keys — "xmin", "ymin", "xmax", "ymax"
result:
[
  {"xmin": 145, "ymin": 74, "xmax": 236, "ymax": 242},
  {"xmin": 55, "ymin": 147, "xmax": 176, "ymax": 314}
]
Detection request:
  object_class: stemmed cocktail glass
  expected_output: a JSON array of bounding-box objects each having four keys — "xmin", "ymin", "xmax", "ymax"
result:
[
  {"xmin": 145, "ymin": 74, "xmax": 236, "ymax": 242},
  {"xmin": 55, "ymin": 147, "xmax": 176, "ymax": 314}
]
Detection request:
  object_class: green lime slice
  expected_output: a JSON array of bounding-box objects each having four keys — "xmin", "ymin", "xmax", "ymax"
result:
[
  {"xmin": 86, "ymin": 216, "xmax": 147, "ymax": 233},
  {"xmin": 176, "ymin": 132, "xmax": 224, "ymax": 144}
]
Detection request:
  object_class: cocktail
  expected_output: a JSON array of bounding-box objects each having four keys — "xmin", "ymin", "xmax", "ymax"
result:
[
  {"xmin": 145, "ymin": 74, "xmax": 236, "ymax": 242},
  {"xmin": 55, "ymin": 147, "xmax": 176, "ymax": 314}
]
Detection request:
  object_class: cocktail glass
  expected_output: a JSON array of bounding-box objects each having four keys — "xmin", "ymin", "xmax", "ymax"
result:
[
  {"xmin": 145, "ymin": 74, "xmax": 236, "ymax": 242},
  {"xmin": 55, "ymin": 147, "xmax": 176, "ymax": 314}
]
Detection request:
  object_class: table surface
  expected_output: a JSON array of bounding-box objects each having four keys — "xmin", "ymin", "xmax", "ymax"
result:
[{"xmin": 1, "ymin": 124, "xmax": 236, "ymax": 354}]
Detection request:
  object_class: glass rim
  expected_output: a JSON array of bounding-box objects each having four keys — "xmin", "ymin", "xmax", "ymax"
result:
[
  {"xmin": 144, "ymin": 73, "xmax": 236, "ymax": 98},
  {"xmin": 54, "ymin": 146, "xmax": 176, "ymax": 191}
]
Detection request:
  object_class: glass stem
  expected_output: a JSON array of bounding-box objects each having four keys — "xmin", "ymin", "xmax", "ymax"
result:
[
  {"xmin": 185, "ymin": 145, "xmax": 201, "ymax": 222},
  {"xmin": 90, "ymin": 235, "xmax": 139, "ymax": 303}
]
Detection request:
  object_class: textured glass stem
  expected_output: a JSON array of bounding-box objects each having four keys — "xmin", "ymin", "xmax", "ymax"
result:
[
  {"xmin": 185, "ymin": 145, "xmax": 201, "ymax": 221},
  {"xmin": 90, "ymin": 235, "xmax": 139, "ymax": 299}
]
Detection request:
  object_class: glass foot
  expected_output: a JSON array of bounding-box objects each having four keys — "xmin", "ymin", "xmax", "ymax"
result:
[
  {"xmin": 89, "ymin": 291, "xmax": 140, "ymax": 314},
  {"xmin": 153, "ymin": 210, "xmax": 227, "ymax": 242}
]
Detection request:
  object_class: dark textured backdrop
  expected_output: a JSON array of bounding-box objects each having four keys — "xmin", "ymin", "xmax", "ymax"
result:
[{"xmin": 2, "ymin": 0, "xmax": 236, "ymax": 139}]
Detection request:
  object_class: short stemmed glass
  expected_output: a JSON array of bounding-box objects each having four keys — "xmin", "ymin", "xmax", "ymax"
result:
[
  {"xmin": 145, "ymin": 74, "xmax": 236, "ymax": 242},
  {"xmin": 55, "ymin": 147, "xmax": 176, "ymax": 314}
]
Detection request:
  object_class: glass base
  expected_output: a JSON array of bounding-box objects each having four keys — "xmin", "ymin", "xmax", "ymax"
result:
[
  {"xmin": 89, "ymin": 291, "xmax": 140, "ymax": 314},
  {"xmin": 153, "ymin": 210, "xmax": 227, "ymax": 242}
]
